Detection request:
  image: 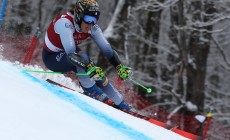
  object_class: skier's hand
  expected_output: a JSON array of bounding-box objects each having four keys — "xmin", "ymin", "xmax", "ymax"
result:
[
  {"xmin": 86, "ymin": 64, "xmax": 105, "ymax": 80},
  {"xmin": 116, "ymin": 64, "xmax": 133, "ymax": 80}
]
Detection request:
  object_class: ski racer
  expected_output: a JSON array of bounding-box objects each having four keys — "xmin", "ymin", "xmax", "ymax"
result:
[{"xmin": 42, "ymin": 0, "xmax": 136, "ymax": 112}]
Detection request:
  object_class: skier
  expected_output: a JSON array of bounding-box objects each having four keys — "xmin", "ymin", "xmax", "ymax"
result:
[{"xmin": 42, "ymin": 0, "xmax": 136, "ymax": 112}]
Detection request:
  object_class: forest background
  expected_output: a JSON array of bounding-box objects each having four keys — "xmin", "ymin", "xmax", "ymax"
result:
[{"xmin": 1, "ymin": 0, "xmax": 230, "ymax": 139}]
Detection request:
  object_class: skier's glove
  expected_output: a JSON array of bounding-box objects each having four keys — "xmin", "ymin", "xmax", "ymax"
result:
[
  {"xmin": 116, "ymin": 64, "xmax": 132, "ymax": 80},
  {"xmin": 86, "ymin": 64, "xmax": 105, "ymax": 80}
]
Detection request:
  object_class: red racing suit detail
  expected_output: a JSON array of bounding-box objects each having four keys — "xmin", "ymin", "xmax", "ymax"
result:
[{"xmin": 44, "ymin": 12, "xmax": 90, "ymax": 52}]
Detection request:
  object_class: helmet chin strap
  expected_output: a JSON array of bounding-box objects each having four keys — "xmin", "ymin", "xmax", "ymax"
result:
[
  {"xmin": 79, "ymin": 18, "xmax": 83, "ymax": 25},
  {"xmin": 77, "ymin": 18, "xmax": 84, "ymax": 32},
  {"xmin": 73, "ymin": 18, "xmax": 81, "ymax": 32}
]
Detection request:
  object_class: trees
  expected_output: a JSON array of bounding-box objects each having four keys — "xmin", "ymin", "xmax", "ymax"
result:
[
  {"xmin": 169, "ymin": 0, "xmax": 216, "ymax": 114},
  {"xmin": 1, "ymin": 0, "xmax": 73, "ymax": 35},
  {"xmin": 107, "ymin": 0, "xmax": 230, "ymax": 134},
  {"xmin": 1, "ymin": 0, "xmax": 230, "ymax": 136}
]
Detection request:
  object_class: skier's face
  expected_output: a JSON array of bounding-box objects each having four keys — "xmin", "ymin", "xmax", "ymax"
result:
[
  {"xmin": 80, "ymin": 15, "xmax": 97, "ymax": 33},
  {"xmin": 81, "ymin": 21, "xmax": 93, "ymax": 33}
]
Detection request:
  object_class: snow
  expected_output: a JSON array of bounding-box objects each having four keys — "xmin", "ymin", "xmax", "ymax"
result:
[
  {"xmin": 0, "ymin": 60, "xmax": 189, "ymax": 140},
  {"xmin": 195, "ymin": 115, "xmax": 206, "ymax": 123},
  {"xmin": 103, "ymin": 0, "xmax": 125, "ymax": 39}
]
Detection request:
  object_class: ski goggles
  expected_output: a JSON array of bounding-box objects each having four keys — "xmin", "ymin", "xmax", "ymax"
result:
[{"xmin": 82, "ymin": 15, "xmax": 97, "ymax": 24}]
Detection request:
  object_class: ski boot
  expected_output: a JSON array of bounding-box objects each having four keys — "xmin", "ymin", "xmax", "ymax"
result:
[
  {"xmin": 82, "ymin": 84, "xmax": 114, "ymax": 106},
  {"xmin": 117, "ymin": 100, "xmax": 137, "ymax": 113}
]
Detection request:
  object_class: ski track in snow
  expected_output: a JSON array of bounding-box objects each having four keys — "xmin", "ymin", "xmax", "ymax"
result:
[
  {"xmin": 0, "ymin": 60, "xmax": 189, "ymax": 140},
  {"xmin": 21, "ymin": 70, "xmax": 152, "ymax": 140}
]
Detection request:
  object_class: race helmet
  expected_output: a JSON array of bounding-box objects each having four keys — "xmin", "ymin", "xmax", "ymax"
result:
[{"xmin": 74, "ymin": 0, "xmax": 100, "ymax": 24}]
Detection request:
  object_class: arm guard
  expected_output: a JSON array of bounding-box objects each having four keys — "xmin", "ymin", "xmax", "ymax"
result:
[
  {"xmin": 67, "ymin": 52, "xmax": 96, "ymax": 71},
  {"xmin": 67, "ymin": 53, "xmax": 89, "ymax": 71},
  {"xmin": 109, "ymin": 49, "xmax": 121, "ymax": 68}
]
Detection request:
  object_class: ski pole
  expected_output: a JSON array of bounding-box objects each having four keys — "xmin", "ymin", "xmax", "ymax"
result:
[
  {"xmin": 25, "ymin": 70, "xmax": 89, "ymax": 76},
  {"xmin": 118, "ymin": 65, "xmax": 152, "ymax": 93},
  {"xmin": 129, "ymin": 78, "xmax": 152, "ymax": 93},
  {"xmin": 25, "ymin": 67, "xmax": 105, "ymax": 78}
]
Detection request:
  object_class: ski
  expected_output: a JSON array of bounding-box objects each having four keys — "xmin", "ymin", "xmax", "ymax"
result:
[
  {"xmin": 45, "ymin": 79, "xmax": 203, "ymax": 140},
  {"xmin": 45, "ymin": 79, "xmax": 159, "ymax": 122},
  {"xmin": 46, "ymin": 79, "xmax": 76, "ymax": 91}
]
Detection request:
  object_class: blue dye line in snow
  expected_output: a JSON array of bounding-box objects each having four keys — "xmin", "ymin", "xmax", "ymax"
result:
[{"xmin": 21, "ymin": 70, "xmax": 153, "ymax": 140}]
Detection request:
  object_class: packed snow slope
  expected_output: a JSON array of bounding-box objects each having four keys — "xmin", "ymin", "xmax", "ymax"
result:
[{"xmin": 0, "ymin": 60, "xmax": 189, "ymax": 140}]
